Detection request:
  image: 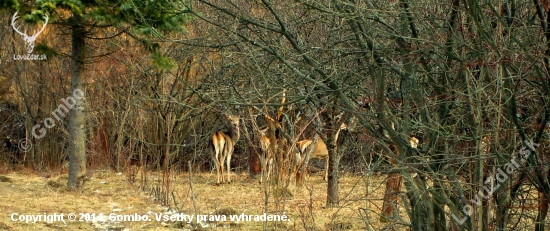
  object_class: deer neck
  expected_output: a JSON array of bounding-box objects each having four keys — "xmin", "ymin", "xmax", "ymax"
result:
[{"xmin": 228, "ymin": 124, "xmax": 240, "ymax": 142}]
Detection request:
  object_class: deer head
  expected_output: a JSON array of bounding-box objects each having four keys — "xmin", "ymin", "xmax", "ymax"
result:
[{"xmin": 11, "ymin": 12, "xmax": 49, "ymax": 53}]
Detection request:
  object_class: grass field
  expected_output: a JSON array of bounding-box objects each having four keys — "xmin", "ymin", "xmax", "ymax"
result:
[{"xmin": 0, "ymin": 169, "xmax": 401, "ymax": 230}]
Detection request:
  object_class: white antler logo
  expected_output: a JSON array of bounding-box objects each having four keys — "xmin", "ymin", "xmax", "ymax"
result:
[{"xmin": 11, "ymin": 11, "xmax": 49, "ymax": 54}]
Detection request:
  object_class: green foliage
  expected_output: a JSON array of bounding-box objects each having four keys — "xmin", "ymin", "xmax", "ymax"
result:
[
  {"xmin": 37, "ymin": 0, "xmax": 84, "ymax": 15},
  {"xmin": 151, "ymin": 52, "xmax": 176, "ymax": 71},
  {"xmin": 33, "ymin": 0, "xmax": 190, "ymax": 59},
  {"xmin": 34, "ymin": 43, "xmax": 58, "ymax": 58},
  {"xmin": 35, "ymin": 0, "xmax": 189, "ymax": 36},
  {"xmin": 16, "ymin": 9, "xmax": 50, "ymax": 24},
  {"xmin": 0, "ymin": 0, "xmax": 19, "ymax": 10},
  {"xmin": 37, "ymin": 1, "xmax": 58, "ymax": 13},
  {"xmin": 115, "ymin": 0, "xmax": 189, "ymax": 35}
]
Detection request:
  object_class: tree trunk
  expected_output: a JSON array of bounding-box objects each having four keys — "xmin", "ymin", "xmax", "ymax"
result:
[
  {"xmin": 249, "ymin": 150, "xmax": 261, "ymax": 177},
  {"xmin": 326, "ymin": 134, "xmax": 339, "ymax": 206},
  {"xmin": 327, "ymin": 120, "xmax": 348, "ymax": 207},
  {"xmin": 536, "ymin": 191, "xmax": 549, "ymax": 231},
  {"xmin": 67, "ymin": 13, "xmax": 87, "ymax": 189},
  {"xmin": 381, "ymin": 144, "xmax": 402, "ymax": 220}
]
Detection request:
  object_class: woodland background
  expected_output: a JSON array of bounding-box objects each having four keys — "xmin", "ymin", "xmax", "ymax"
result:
[{"xmin": 1, "ymin": 0, "xmax": 550, "ymax": 230}]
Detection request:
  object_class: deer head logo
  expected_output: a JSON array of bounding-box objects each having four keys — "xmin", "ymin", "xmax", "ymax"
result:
[{"xmin": 11, "ymin": 11, "xmax": 49, "ymax": 54}]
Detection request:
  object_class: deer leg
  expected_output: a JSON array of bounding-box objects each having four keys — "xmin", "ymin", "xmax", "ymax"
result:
[
  {"xmin": 226, "ymin": 148, "xmax": 232, "ymax": 183},
  {"xmin": 212, "ymin": 153, "xmax": 221, "ymax": 185},
  {"xmin": 220, "ymin": 154, "xmax": 226, "ymax": 184},
  {"xmin": 269, "ymin": 158, "xmax": 275, "ymax": 181},
  {"xmin": 259, "ymin": 155, "xmax": 266, "ymax": 183},
  {"xmin": 324, "ymin": 157, "xmax": 329, "ymax": 181}
]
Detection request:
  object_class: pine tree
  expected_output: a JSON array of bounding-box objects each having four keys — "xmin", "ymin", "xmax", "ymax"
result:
[{"xmin": 6, "ymin": 0, "xmax": 189, "ymax": 189}]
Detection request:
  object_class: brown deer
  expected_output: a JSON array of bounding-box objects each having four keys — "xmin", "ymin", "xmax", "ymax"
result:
[
  {"xmin": 257, "ymin": 92, "xmax": 286, "ymax": 183},
  {"xmin": 296, "ymin": 138, "xmax": 329, "ymax": 181},
  {"xmin": 258, "ymin": 127, "xmax": 274, "ymax": 183},
  {"xmin": 295, "ymin": 123, "xmax": 348, "ymax": 181},
  {"xmin": 209, "ymin": 115, "xmax": 240, "ymax": 184}
]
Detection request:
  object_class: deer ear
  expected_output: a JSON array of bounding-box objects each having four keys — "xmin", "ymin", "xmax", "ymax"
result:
[{"xmin": 259, "ymin": 127, "xmax": 268, "ymax": 135}]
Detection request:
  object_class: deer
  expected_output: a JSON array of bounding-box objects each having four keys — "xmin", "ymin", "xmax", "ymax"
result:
[
  {"xmin": 295, "ymin": 123, "xmax": 348, "ymax": 181},
  {"xmin": 258, "ymin": 127, "xmax": 274, "ymax": 183},
  {"xmin": 257, "ymin": 91, "xmax": 286, "ymax": 183},
  {"xmin": 209, "ymin": 114, "xmax": 240, "ymax": 184},
  {"xmin": 295, "ymin": 138, "xmax": 329, "ymax": 181}
]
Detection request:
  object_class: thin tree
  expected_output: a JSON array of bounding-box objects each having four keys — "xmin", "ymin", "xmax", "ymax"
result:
[{"xmin": 7, "ymin": 0, "xmax": 189, "ymax": 189}]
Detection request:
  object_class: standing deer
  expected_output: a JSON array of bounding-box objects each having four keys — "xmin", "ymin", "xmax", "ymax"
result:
[
  {"xmin": 296, "ymin": 123, "xmax": 348, "ymax": 181},
  {"xmin": 296, "ymin": 138, "xmax": 330, "ymax": 181},
  {"xmin": 258, "ymin": 92, "xmax": 285, "ymax": 183},
  {"xmin": 209, "ymin": 115, "xmax": 240, "ymax": 184},
  {"xmin": 258, "ymin": 127, "xmax": 275, "ymax": 183}
]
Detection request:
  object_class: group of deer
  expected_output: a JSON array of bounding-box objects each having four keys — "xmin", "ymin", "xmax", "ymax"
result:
[{"xmin": 209, "ymin": 113, "xmax": 331, "ymax": 184}]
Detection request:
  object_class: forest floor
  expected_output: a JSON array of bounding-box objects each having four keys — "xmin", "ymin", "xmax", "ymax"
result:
[{"xmin": 0, "ymin": 168, "xmax": 403, "ymax": 230}]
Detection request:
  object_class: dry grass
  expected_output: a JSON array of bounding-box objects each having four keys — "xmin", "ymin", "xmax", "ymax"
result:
[{"xmin": 0, "ymin": 169, "xmax": 403, "ymax": 230}]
